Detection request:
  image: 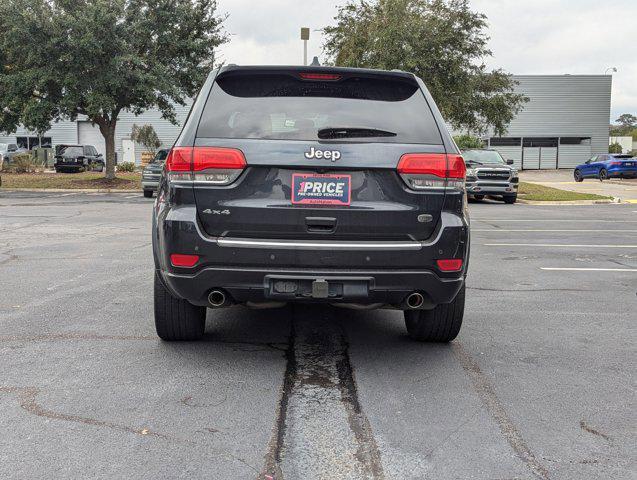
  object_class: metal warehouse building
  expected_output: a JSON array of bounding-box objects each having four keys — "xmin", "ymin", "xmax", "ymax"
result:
[
  {"xmin": 484, "ymin": 75, "xmax": 612, "ymax": 169},
  {"xmin": 1, "ymin": 74, "xmax": 611, "ymax": 169}
]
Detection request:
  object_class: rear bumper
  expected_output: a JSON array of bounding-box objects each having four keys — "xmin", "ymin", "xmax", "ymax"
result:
[
  {"xmin": 154, "ymin": 203, "xmax": 469, "ymax": 308},
  {"xmin": 162, "ymin": 266, "xmax": 464, "ymax": 307},
  {"xmin": 141, "ymin": 180, "xmax": 159, "ymax": 190},
  {"xmin": 55, "ymin": 163, "xmax": 84, "ymax": 171},
  {"xmin": 608, "ymin": 169, "xmax": 637, "ymax": 178}
]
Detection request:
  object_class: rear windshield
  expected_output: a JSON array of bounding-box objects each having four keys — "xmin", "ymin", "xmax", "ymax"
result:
[
  {"xmin": 153, "ymin": 150, "xmax": 169, "ymax": 163},
  {"xmin": 197, "ymin": 73, "xmax": 442, "ymax": 144},
  {"xmin": 57, "ymin": 146, "xmax": 83, "ymax": 157}
]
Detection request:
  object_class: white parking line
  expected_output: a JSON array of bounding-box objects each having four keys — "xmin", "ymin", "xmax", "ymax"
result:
[
  {"xmin": 484, "ymin": 243, "xmax": 637, "ymax": 248},
  {"xmin": 473, "ymin": 219, "xmax": 637, "ymax": 223},
  {"xmin": 541, "ymin": 267, "xmax": 637, "ymax": 272},
  {"xmin": 474, "ymin": 229, "xmax": 637, "ymax": 232}
]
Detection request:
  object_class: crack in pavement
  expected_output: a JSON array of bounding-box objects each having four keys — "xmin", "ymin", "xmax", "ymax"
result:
[
  {"xmin": 0, "ymin": 386, "xmax": 169, "ymax": 440},
  {"xmin": 0, "ymin": 386, "xmax": 261, "ymax": 475},
  {"xmin": 335, "ymin": 335, "xmax": 385, "ymax": 479},
  {"xmin": 260, "ymin": 307, "xmax": 384, "ymax": 480},
  {"xmin": 260, "ymin": 318, "xmax": 296, "ymax": 480},
  {"xmin": 451, "ymin": 343, "xmax": 550, "ymax": 480},
  {"xmin": 579, "ymin": 420, "xmax": 612, "ymax": 442},
  {"xmin": 181, "ymin": 394, "xmax": 228, "ymax": 409}
]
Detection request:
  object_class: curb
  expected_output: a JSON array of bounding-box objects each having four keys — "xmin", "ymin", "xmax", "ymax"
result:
[
  {"xmin": 1, "ymin": 188, "xmax": 141, "ymax": 194},
  {"xmin": 517, "ymin": 198, "xmax": 620, "ymax": 205}
]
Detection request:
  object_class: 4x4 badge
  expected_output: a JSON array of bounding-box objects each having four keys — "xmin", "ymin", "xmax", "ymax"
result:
[
  {"xmin": 304, "ymin": 147, "xmax": 341, "ymax": 161},
  {"xmin": 203, "ymin": 209, "xmax": 230, "ymax": 215}
]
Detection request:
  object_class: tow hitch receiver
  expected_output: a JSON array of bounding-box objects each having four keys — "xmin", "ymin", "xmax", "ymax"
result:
[
  {"xmin": 266, "ymin": 275, "xmax": 372, "ymax": 300},
  {"xmin": 312, "ymin": 279, "xmax": 329, "ymax": 298}
]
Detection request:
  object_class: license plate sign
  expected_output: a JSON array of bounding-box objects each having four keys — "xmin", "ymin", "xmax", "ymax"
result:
[{"xmin": 292, "ymin": 173, "xmax": 351, "ymax": 206}]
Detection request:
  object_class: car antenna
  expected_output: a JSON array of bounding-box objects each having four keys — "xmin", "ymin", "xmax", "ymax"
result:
[{"xmin": 310, "ymin": 56, "xmax": 321, "ymax": 66}]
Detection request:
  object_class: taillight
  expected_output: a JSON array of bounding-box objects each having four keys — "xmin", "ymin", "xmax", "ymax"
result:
[
  {"xmin": 609, "ymin": 161, "xmax": 621, "ymax": 166},
  {"xmin": 165, "ymin": 147, "xmax": 246, "ymax": 185},
  {"xmin": 165, "ymin": 147, "xmax": 192, "ymax": 172},
  {"xmin": 436, "ymin": 258, "xmax": 463, "ymax": 272},
  {"xmin": 170, "ymin": 253, "xmax": 199, "ymax": 268},
  {"xmin": 397, "ymin": 153, "xmax": 466, "ymax": 191}
]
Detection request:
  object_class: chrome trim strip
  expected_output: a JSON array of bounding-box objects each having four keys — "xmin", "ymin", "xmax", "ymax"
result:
[{"xmin": 217, "ymin": 238, "xmax": 423, "ymax": 250}]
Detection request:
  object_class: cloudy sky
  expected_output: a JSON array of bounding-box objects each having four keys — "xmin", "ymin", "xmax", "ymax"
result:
[{"xmin": 216, "ymin": 0, "xmax": 635, "ymax": 122}]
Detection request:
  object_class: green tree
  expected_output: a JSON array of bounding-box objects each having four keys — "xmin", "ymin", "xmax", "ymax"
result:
[
  {"xmin": 131, "ymin": 124, "xmax": 162, "ymax": 154},
  {"xmin": 615, "ymin": 113, "xmax": 637, "ymax": 129},
  {"xmin": 608, "ymin": 142, "xmax": 622, "ymax": 154},
  {"xmin": 0, "ymin": 0, "xmax": 226, "ymax": 179},
  {"xmin": 611, "ymin": 113, "xmax": 637, "ymax": 136},
  {"xmin": 453, "ymin": 134, "xmax": 484, "ymax": 150},
  {"xmin": 323, "ymin": 0, "xmax": 527, "ymax": 136}
]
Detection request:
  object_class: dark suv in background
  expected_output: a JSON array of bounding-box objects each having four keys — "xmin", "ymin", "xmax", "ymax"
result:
[
  {"xmin": 152, "ymin": 66, "xmax": 469, "ymax": 343},
  {"xmin": 142, "ymin": 149, "xmax": 169, "ymax": 197},
  {"xmin": 54, "ymin": 144, "xmax": 104, "ymax": 173}
]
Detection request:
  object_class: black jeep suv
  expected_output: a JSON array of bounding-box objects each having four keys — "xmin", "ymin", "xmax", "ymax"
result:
[
  {"xmin": 152, "ymin": 66, "xmax": 469, "ymax": 342},
  {"xmin": 54, "ymin": 144, "xmax": 104, "ymax": 173}
]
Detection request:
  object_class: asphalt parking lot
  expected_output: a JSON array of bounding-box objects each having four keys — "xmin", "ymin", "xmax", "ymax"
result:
[{"xmin": 0, "ymin": 191, "xmax": 635, "ymax": 479}]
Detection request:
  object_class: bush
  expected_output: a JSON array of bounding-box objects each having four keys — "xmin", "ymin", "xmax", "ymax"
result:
[
  {"xmin": 117, "ymin": 161, "xmax": 136, "ymax": 172},
  {"xmin": 608, "ymin": 142, "xmax": 622, "ymax": 154},
  {"xmin": 6, "ymin": 153, "xmax": 41, "ymax": 173},
  {"xmin": 454, "ymin": 134, "xmax": 484, "ymax": 150}
]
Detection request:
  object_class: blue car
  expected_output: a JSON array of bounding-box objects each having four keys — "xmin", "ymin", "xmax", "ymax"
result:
[{"xmin": 574, "ymin": 154, "xmax": 637, "ymax": 181}]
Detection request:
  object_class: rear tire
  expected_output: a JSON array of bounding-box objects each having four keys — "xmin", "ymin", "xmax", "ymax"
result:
[
  {"xmin": 404, "ymin": 284, "xmax": 465, "ymax": 342},
  {"xmin": 574, "ymin": 169, "xmax": 583, "ymax": 182},
  {"xmin": 599, "ymin": 169, "xmax": 608, "ymax": 181},
  {"xmin": 143, "ymin": 189, "xmax": 153, "ymax": 198},
  {"xmin": 154, "ymin": 271, "xmax": 206, "ymax": 341},
  {"xmin": 473, "ymin": 194, "xmax": 485, "ymax": 201},
  {"xmin": 503, "ymin": 195, "xmax": 517, "ymax": 204}
]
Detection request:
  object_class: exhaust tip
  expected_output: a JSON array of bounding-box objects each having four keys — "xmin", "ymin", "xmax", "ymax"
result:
[
  {"xmin": 208, "ymin": 290, "xmax": 227, "ymax": 307},
  {"xmin": 406, "ymin": 292, "xmax": 424, "ymax": 309}
]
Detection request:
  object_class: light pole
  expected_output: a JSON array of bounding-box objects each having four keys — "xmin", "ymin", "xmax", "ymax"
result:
[
  {"xmin": 604, "ymin": 67, "xmax": 617, "ymax": 74},
  {"xmin": 301, "ymin": 27, "xmax": 310, "ymax": 66}
]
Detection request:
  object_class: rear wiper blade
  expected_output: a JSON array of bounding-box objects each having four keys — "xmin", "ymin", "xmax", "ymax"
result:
[{"xmin": 317, "ymin": 127, "xmax": 397, "ymax": 139}]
